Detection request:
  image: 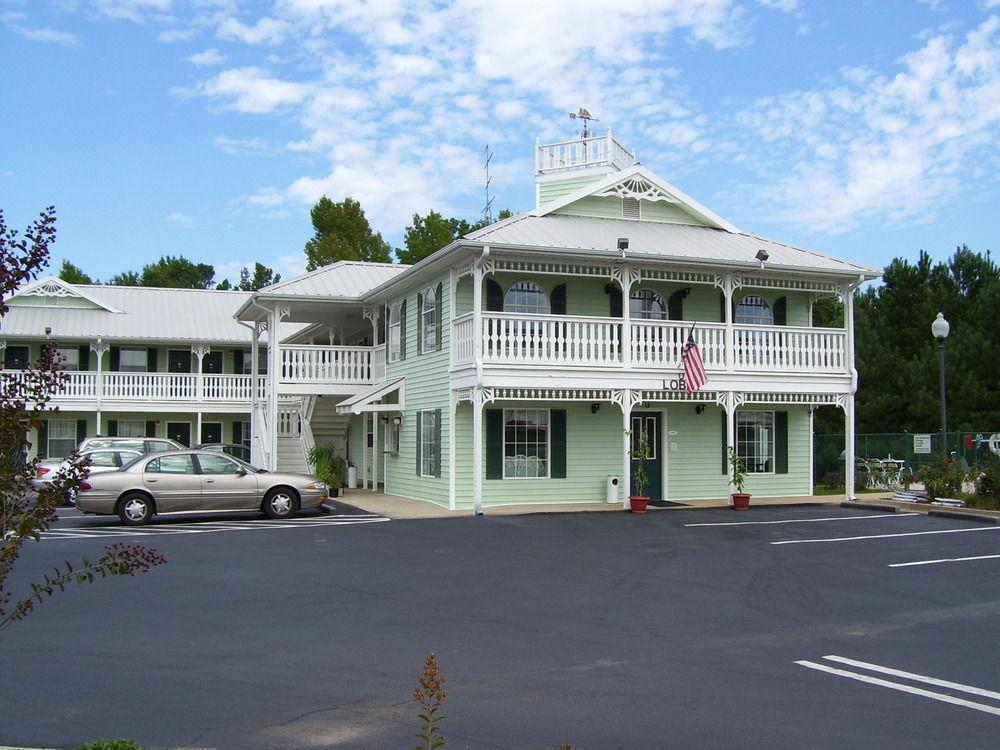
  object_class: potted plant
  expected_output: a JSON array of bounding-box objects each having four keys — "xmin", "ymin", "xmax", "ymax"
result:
[
  {"xmin": 729, "ymin": 447, "xmax": 750, "ymax": 510},
  {"xmin": 307, "ymin": 443, "xmax": 344, "ymax": 498},
  {"xmin": 629, "ymin": 428, "xmax": 651, "ymax": 513}
]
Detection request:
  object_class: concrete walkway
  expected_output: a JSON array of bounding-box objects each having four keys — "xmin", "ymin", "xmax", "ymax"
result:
[{"xmin": 338, "ymin": 488, "xmax": 865, "ymax": 520}]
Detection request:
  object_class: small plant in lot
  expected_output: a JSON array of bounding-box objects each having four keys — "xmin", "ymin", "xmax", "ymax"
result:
[
  {"xmin": 973, "ymin": 452, "xmax": 1000, "ymax": 498},
  {"xmin": 74, "ymin": 740, "xmax": 144, "ymax": 750},
  {"xmin": 307, "ymin": 443, "xmax": 345, "ymax": 491},
  {"xmin": 729, "ymin": 447, "xmax": 748, "ymax": 494},
  {"xmin": 413, "ymin": 652, "xmax": 447, "ymax": 750},
  {"xmin": 918, "ymin": 454, "xmax": 966, "ymax": 499}
]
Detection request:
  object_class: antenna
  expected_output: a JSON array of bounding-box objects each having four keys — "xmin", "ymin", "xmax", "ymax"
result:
[
  {"xmin": 569, "ymin": 108, "xmax": 599, "ymax": 139},
  {"xmin": 482, "ymin": 143, "xmax": 495, "ymax": 225}
]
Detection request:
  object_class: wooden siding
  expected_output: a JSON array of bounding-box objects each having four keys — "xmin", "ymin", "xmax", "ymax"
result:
[
  {"xmin": 384, "ymin": 272, "xmax": 452, "ymax": 507},
  {"xmin": 537, "ymin": 174, "xmax": 605, "ymax": 206},
  {"xmin": 552, "ymin": 195, "xmax": 708, "ymax": 226}
]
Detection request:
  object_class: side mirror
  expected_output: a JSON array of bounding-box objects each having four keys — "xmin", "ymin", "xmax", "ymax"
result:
[{"xmin": 236, "ymin": 468, "xmax": 247, "ymax": 477}]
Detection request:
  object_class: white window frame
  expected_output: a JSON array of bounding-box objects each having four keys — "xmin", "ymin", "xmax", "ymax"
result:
[
  {"xmin": 419, "ymin": 410, "xmax": 437, "ymax": 478},
  {"xmin": 236, "ymin": 420, "xmax": 251, "ymax": 449},
  {"xmin": 504, "ymin": 281, "xmax": 550, "ymax": 315},
  {"xmin": 737, "ymin": 410, "xmax": 775, "ymax": 474},
  {"xmin": 47, "ymin": 419, "xmax": 76, "ymax": 459},
  {"xmin": 117, "ymin": 420, "xmax": 146, "ymax": 438},
  {"xmin": 384, "ymin": 417, "xmax": 400, "ymax": 454},
  {"xmin": 388, "ymin": 303, "xmax": 402, "ymax": 362},
  {"xmin": 629, "ymin": 289, "xmax": 667, "ymax": 320},
  {"xmin": 503, "ymin": 408, "xmax": 550, "ymax": 479},
  {"xmin": 119, "ymin": 348, "xmax": 148, "ymax": 373},
  {"xmin": 421, "ymin": 287, "xmax": 436, "ymax": 353},
  {"xmin": 55, "ymin": 346, "xmax": 80, "ymax": 371},
  {"xmin": 735, "ymin": 295, "xmax": 773, "ymax": 326}
]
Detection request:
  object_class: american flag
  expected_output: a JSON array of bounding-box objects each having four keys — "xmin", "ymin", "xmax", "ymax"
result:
[{"xmin": 682, "ymin": 327, "xmax": 707, "ymax": 392}]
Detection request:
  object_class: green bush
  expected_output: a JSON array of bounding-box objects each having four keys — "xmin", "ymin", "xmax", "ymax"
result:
[
  {"xmin": 974, "ymin": 452, "xmax": 1000, "ymax": 500},
  {"xmin": 919, "ymin": 454, "xmax": 966, "ymax": 499},
  {"xmin": 307, "ymin": 443, "xmax": 345, "ymax": 490},
  {"xmin": 75, "ymin": 740, "xmax": 144, "ymax": 750}
]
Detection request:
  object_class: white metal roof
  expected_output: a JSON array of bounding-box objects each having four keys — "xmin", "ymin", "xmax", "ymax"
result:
[
  {"xmin": 467, "ymin": 214, "xmax": 879, "ymax": 277},
  {"xmin": 1, "ymin": 282, "xmax": 301, "ymax": 343},
  {"xmin": 255, "ymin": 261, "xmax": 408, "ymax": 299}
]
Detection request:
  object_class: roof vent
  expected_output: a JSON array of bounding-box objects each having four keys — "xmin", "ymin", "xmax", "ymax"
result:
[{"xmin": 622, "ymin": 197, "xmax": 640, "ymax": 220}]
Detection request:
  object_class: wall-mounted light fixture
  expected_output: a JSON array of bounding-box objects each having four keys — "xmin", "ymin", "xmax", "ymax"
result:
[
  {"xmin": 695, "ymin": 404, "xmax": 706, "ymax": 415},
  {"xmin": 755, "ymin": 248, "xmax": 770, "ymax": 267},
  {"xmin": 617, "ymin": 237, "xmax": 629, "ymax": 251},
  {"xmin": 44, "ymin": 326, "xmax": 52, "ymax": 339},
  {"xmin": 591, "ymin": 403, "xmax": 601, "ymax": 414},
  {"xmin": 392, "ymin": 416, "xmax": 402, "ymax": 426}
]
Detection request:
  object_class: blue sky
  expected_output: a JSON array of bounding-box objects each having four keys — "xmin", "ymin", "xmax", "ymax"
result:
[{"xmin": 2, "ymin": 0, "xmax": 998, "ymax": 285}]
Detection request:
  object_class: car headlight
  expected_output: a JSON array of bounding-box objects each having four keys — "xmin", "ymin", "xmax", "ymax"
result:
[{"xmin": 305, "ymin": 482, "xmax": 326, "ymax": 490}]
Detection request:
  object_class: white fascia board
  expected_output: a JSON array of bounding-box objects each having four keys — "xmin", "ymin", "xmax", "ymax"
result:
[
  {"xmin": 530, "ymin": 164, "xmax": 740, "ymax": 234},
  {"xmin": 360, "ymin": 245, "xmax": 479, "ymax": 303},
  {"xmin": 10, "ymin": 276, "xmax": 123, "ymax": 313}
]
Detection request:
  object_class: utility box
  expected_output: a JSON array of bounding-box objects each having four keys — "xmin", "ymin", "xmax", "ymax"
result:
[{"xmin": 607, "ymin": 475, "xmax": 621, "ymax": 503}]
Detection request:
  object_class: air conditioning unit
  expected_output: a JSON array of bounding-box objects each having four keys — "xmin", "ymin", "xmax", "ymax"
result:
[{"xmin": 607, "ymin": 475, "xmax": 622, "ymax": 504}]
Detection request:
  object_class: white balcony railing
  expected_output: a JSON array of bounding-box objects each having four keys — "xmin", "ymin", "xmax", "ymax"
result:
[
  {"xmin": 460, "ymin": 314, "xmax": 849, "ymax": 375},
  {"xmin": 279, "ymin": 345, "xmax": 384, "ymax": 385},
  {"xmin": 1, "ymin": 370, "xmax": 267, "ymax": 402},
  {"xmin": 536, "ymin": 132, "xmax": 635, "ymax": 175}
]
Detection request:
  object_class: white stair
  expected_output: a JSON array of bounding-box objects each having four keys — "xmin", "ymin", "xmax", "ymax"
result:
[
  {"xmin": 275, "ymin": 436, "xmax": 310, "ymax": 475},
  {"xmin": 308, "ymin": 397, "xmax": 352, "ymax": 456}
]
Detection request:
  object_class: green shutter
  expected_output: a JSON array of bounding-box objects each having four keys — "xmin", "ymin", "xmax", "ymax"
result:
[
  {"xmin": 721, "ymin": 410, "xmax": 728, "ymax": 475},
  {"xmin": 485, "ymin": 409, "xmax": 503, "ymax": 480},
  {"xmin": 232, "ymin": 421, "xmax": 242, "ymax": 444},
  {"xmin": 668, "ymin": 290, "xmax": 686, "ymax": 321},
  {"xmin": 486, "ymin": 279, "xmax": 504, "ymax": 311},
  {"xmin": 550, "ymin": 409, "xmax": 566, "ymax": 478},
  {"xmin": 415, "ymin": 411, "xmax": 422, "ymax": 475},
  {"xmin": 416, "ymin": 293, "xmax": 423, "ymax": 355},
  {"xmin": 433, "ymin": 408, "xmax": 442, "ymax": 477},
  {"xmin": 608, "ymin": 285, "xmax": 623, "ymax": 317},
  {"xmin": 773, "ymin": 297, "xmax": 787, "ymax": 326},
  {"xmin": 435, "ymin": 282, "xmax": 443, "ymax": 351},
  {"xmin": 400, "ymin": 299, "xmax": 407, "ymax": 360},
  {"xmin": 719, "ymin": 292, "xmax": 725, "ymax": 323},
  {"xmin": 551, "ymin": 284, "xmax": 566, "ymax": 315},
  {"xmin": 37, "ymin": 421, "xmax": 48, "ymax": 459},
  {"xmin": 107, "ymin": 420, "xmax": 118, "ymax": 437},
  {"xmin": 147, "ymin": 348, "xmax": 158, "ymax": 372},
  {"xmin": 775, "ymin": 411, "xmax": 788, "ymax": 474},
  {"xmin": 79, "ymin": 344, "xmax": 90, "ymax": 371},
  {"xmin": 145, "ymin": 421, "xmax": 157, "ymax": 438},
  {"xmin": 233, "ymin": 350, "xmax": 244, "ymax": 374},
  {"xmin": 76, "ymin": 419, "xmax": 87, "ymax": 444},
  {"xmin": 110, "ymin": 346, "xmax": 120, "ymax": 371}
]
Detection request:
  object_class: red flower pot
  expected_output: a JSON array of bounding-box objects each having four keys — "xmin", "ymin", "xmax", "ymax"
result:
[
  {"xmin": 629, "ymin": 496, "xmax": 650, "ymax": 513},
  {"xmin": 731, "ymin": 492, "xmax": 751, "ymax": 511}
]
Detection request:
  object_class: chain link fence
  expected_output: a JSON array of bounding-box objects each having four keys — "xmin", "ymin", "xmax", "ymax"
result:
[{"xmin": 814, "ymin": 431, "xmax": 999, "ymax": 487}]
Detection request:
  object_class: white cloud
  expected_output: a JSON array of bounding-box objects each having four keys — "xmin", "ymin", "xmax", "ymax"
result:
[
  {"xmin": 756, "ymin": 0, "xmax": 801, "ymax": 12},
  {"xmin": 186, "ymin": 47, "xmax": 226, "ymax": 66},
  {"xmin": 197, "ymin": 67, "xmax": 310, "ymax": 113},
  {"xmin": 213, "ymin": 135, "xmax": 273, "ymax": 156},
  {"xmin": 11, "ymin": 25, "xmax": 81, "ymax": 47},
  {"xmin": 736, "ymin": 16, "xmax": 1000, "ymax": 233},
  {"xmin": 166, "ymin": 211, "xmax": 194, "ymax": 226},
  {"xmin": 92, "ymin": 0, "xmax": 172, "ymax": 23},
  {"xmin": 216, "ymin": 15, "xmax": 291, "ymax": 45}
]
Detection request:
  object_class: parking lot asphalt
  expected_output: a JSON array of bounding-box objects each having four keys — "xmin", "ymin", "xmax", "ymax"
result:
[{"xmin": 1, "ymin": 504, "xmax": 998, "ymax": 749}]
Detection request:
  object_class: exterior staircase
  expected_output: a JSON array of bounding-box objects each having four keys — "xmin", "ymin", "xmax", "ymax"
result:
[
  {"xmin": 308, "ymin": 396, "xmax": 351, "ymax": 456},
  {"xmin": 271, "ymin": 396, "xmax": 351, "ymax": 475},
  {"xmin": 275, "ymin": 436, "xmax": 311, "ymax": 475}
]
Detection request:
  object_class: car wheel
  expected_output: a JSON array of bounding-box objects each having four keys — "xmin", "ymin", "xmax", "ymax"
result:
[
  {"xmin": 118, "ymin": 492, "xmax": 154, "ymax": 526},
  {"xmin": 262, "ymin": 487, "xmax": 299, "ymax": 519}
]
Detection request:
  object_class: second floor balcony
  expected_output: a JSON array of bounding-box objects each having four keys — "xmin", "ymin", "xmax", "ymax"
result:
[{"xmin": 453, "ymin": 312, "xmax": 848, "ymax": 375}]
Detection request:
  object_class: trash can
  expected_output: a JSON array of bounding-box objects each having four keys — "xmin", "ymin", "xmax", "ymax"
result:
[
  {"xmin": 607, "ymin": 475, "xmax": 621, "ymax": 503},
  {"xmin": 347, "ymin": 466, "xmax": 357, "ymax": 489}
]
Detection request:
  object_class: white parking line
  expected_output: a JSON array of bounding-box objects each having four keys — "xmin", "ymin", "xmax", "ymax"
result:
[
  {"xmin": 37, "ymin": 516, "xmax": 390, "ymax": 540},
  {"xmin": 889, "ymin": 553, "xmax": 1000, "ymax": 568},
  {"xmin": 685, "ymin": 513, "xmax": 915, "ymax": 527},
  {"xmin": 797, "ymin": 657, "xmax": 1000, "ymax": 717},
  {"xmin": 771, "ymin": 526, "xmax": 1000, "ymax": 545},
  {"xmin": 820, "ymin": 655, "xmax": 1000, "ymax": 701}
]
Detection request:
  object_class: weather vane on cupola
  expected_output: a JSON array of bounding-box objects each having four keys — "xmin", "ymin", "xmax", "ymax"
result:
[{"xmin": 569, "ymin": 108, "xmax": 599, "ymax": 139}]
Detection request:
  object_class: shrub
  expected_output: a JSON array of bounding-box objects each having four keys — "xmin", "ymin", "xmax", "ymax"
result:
[
  {"xmin": 919, "ymin": 454, "xmax": 966, "ymax": 499},
  {"xmin": 974, "ymin": 452, "xmax": 1000, "ymax": 499},
  {"xmin": 307, "ymin": 443, "xmax": 345, "ymax": 490},
  {"xmin": 75, "ymin": 740, "xmax": 144, "ymax": 750},
  {"xmin": 821, "ymin": 471, "xmax": 843, "ymax": 489}
]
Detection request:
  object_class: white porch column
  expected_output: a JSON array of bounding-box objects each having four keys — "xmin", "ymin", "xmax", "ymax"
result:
[
  {"xmin": 845, "ymin": 396, "xmax": 856, "ymax": 502},
  {"xmin": 249, "ymin": 322, "xmax": 261, "ymax": 467},
  {"xmin": 90, "ymin": 339, "xmax": 108, "ymax": 434},
  {"xmin": 448, "ymin": 391, "xmax": 457, "ymax": 510},
  {"xmin": 362, "ymin": 412, "xmax": 369, "ymax": 490},
  {"xmin": 372, "ymin": 410, "xmax": 379, "ymax": 492},
  {"xmin": 614, "ymin": 389, "xmax": 638, "ymax": 509},
  {"xmin": 724, "ymin": 392, "xmax": 737, "ymax": 505},
  {"xmin": 473, "ymin": 249, "xmax": 488, "ymax": 381},
  {"xmin": 472, "ymin": 387, "xmax": 485, "ymax": 516},
  {"xmin": 191, "ymin": 345, "xmax": 209, "ymax": 402},
  {"xmin": 266, "ymin": 306, "xmax": 287, "ymax": 472},
  {"xmin": 620, "ymin": 265, "xmax": 635, "ymax": 370},
  {"xmin": 719, "ymin": 274, "xmax": 740, "ymax": 372}
]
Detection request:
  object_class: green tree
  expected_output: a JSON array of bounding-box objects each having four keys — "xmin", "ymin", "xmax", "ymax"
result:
[
  {"xmin": 57, "ymin": 259, "xmax": 95, "ymax": 284},
  {"xmin": 138, "ymin": 255, "xmax": 215, "ymax": 289},
  {"xmin": 237, "ymin": 262, "xmax": 280, "ymax": 291},
  {"xmin": 304, "ymin": 196, "xmax": 392, "ymax": 270},
  {"xmin": 108, "ymin": 270, "xmax": 140, "ymax": 286},
  {"xmin": 397, "ymin": 208, "xmax": 513, "ymax": 265}
]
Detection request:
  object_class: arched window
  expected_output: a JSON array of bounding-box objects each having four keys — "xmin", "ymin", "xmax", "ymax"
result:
[
  {"xmin": 630, "ymin": 289, "xmax": 667, "ymax": 320},
  {"xmin": 504, "ymin": 281, "xmax": 550, "ymax": 314},
  {"xmin": 421, "ymin": 286, "xmax": 436, "ymax": 352},
  {"xmin": 735, "ymin": 295, "xmax": 773, "ymax": 325},
  {"xmin": 388, "ymin": 302, "xmax": 402, "ymax": 362}
]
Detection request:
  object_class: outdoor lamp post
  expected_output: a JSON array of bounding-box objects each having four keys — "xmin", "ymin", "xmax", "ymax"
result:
[{"xmin": 931, "ymin": 312, "xmax": 950, "ymax": 454}]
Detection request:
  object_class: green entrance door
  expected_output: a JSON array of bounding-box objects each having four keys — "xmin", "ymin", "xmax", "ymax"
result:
[{"xmin": 630, "ymin": 412, "xmax": 662, "ymax": 501}]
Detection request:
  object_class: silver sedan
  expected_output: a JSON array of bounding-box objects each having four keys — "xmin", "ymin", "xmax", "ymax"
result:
[{"xmin": 75, "ymin": 450, "xmax": 328, "ymax": 525}]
